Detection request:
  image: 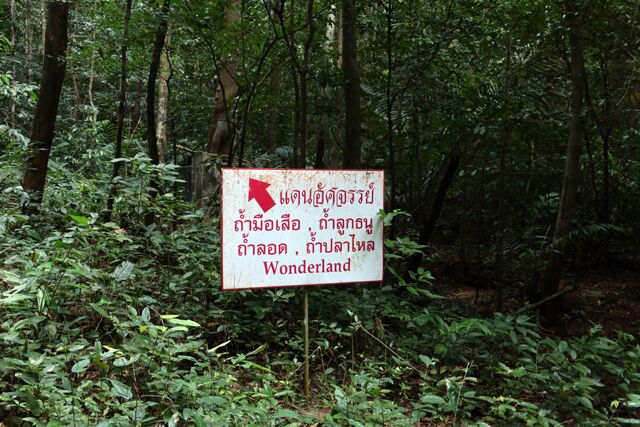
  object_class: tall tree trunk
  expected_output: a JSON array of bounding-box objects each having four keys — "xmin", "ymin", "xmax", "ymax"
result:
[
  {"xmin": 10, "ymin": 0, "xmax": 17, "ymax": 128},
  {"xmin": 207, "ymin": 60, "xmax": 238, "ymax": 156},
  {"xmin": 385, "ymin": 0, "xmax": 396, "ymax": 216},
  {"xmin": 291, "ymin": 69, "xmax": 301, "ymax": 165},
  {"xmin": 87, "ymin": 0, "xmax": 98, "ymax": 123},
  {"xmin": 315, "ymin": 111, "xmax": 327, "ymax": 168},
  {"xmin": 106, "ymin": 0, "xmax": 133, "ymax": 219},
  {"xmin": 156, "ymin": 30, "xmax": 171, "ymax": 164},
  {"xmin": 207, "ymin": 0, "xmax": 240, "ymax": 156},
  {"xmin": 266, "ymin": 64, "xmax": 280, "ymax": 154},
  {"xmin": 22, "ymin": 1, "xmax": 69, "ymax": 209},
  {"xmin": 406, "ymin": 152, "xmax": 460, "ymax": 274},
  {"xmin": 69, "ymin": 68, "xmax": 83, "ymax": 120},
  {"xmin": 298, "ymin": 0, "xmax": 315, "ymax": 168},
  {"xmin": 68, "ymin": 2, "xmax": 82, "ymax": 121},
  {"xmin": 341, "ymin": 0, "xmax": 362, "ymax": 168},
  {"xmin": 26, "ymin": 13, "xmax": 34, "ymax": 81},
  {"xmin": 40, "ymin": 0, "xmax": 46, "ymax": 60},
  {"xmin": 144, "ymin": 0, "xmax": 170, "ymax": 224},
  {"xmin": 315, "ymin": 4, "xmax": 340, "ymax": 168},
  {"xmin": 132, "ymin": 79, "xmax": 142, "ymax": 132},
  {"xmin": 540, "ymin": 0, "xmax": 585, "ymax": 320},
  {"xmin": 146, "ymin": 0, "xmax": 170, "ymax": 167},
  {"xmin": 419, "ymin": 153, "xmax": 461, "ymax": 246},
  {"xmin": 496, "ymin": 10, "xmax": 515, "ymax": 312}
]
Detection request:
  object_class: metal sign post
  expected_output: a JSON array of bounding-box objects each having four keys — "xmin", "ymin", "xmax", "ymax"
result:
[{"xmin": 303, "ymin": 288, "xmax": 310, "ymax": 401}]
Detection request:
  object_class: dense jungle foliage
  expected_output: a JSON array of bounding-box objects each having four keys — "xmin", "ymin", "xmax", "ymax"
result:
[{"xmin": 1, "ymin": 0, "xmax": 640, "ymax": 425}]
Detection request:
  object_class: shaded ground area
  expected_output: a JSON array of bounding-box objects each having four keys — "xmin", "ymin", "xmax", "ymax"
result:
[{"xmin": 439, "ymin": 254, "xmax": 640, "ymax": 339}]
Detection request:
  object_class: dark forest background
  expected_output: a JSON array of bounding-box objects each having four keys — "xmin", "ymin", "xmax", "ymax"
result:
[{"xmin": 1, "ymin": 0, "xmax": 639, "ymax": 425}]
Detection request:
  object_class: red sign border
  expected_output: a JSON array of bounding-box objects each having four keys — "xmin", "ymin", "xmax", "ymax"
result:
[{"xmin": 220, "ymin": 168, "xmax": 385, "ymax": 291}]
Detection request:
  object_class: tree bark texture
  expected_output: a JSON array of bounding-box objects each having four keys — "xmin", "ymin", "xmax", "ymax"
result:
[
  {"xmin": 146, "ymin": 0, "xmax": 170, "ymax": 166},
  {"xmin": 540, "ymin": 0, "xmax": 585, "ymax": 320},
  {"xmin": 22, "ymin": 1, "xmax": 69, "ymax": 207},
  {"xmin": 419, "ymin": 153, "xmax": 461, "ymax": 246},
  {"xmin": 157, "ymin": 31, "xmax": 171, "ymax": 164},
  {"xmin": 496, "ymin": 10, "xmax": 515, "ymax": 312},
  {"xmin": 87, "ymin": 0, "xmax": 98, "ymax": 122},
  {"xmin": 10, "ymin": 0, "xmax": 17, "ymax": 128},
  {"xmin": 106, "ymin": 0, "xmax": 133, "ymax": 218},
  {"xmin": 341, "ymin": 0, "xmax": 362, "ymax": 168},
  {"xmin": 207, "ymin": 0, "xmax": 240, "ymax": 156}
]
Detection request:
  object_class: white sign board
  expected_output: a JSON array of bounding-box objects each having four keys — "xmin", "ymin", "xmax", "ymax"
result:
[{"xmin": 221, "ymin": 169, "xmax": 384, "ymax": 290}]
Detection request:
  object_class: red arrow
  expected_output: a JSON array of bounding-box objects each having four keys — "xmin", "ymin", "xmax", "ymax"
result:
[{"xmin": 248, "ymin": 178, "xmax": 276, "ymax": 213}]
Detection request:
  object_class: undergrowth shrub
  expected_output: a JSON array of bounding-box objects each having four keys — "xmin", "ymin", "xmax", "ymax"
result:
[{"xmin": 1, "ymin": 144, "xmax": 639, "ymax": 426}]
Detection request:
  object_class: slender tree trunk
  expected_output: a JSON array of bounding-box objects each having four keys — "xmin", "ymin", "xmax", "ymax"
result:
[
  {"xmin": 583, "ymin": 129, "xmax": 600, "ymax": 209},
  {"xmin": 291, "ymin": 69, "xmax": 301, "ymax": 165},
  {"xmin": 385, "ymin": 0, "xmax": 396, "ymax": 217},
  {"xmin": 496, "ymin": 10, "xmax": 515, "ymax": 312},
  {"xmin": 341, "ymin": 0, "xmax": 362, "ymax": 168},
  {"xmin": 106, "ymin": 0, "xmax": 133, "ymax": 219},
  {"xmin": 207, "ymin": 59, "xmax": 238, "ymax": 155},
  {"xmin": 266, "ymin": 65, "xmax": 280, "ymax": 154},
  {"xmin": 132, "ymin": 80, "xmax": 142, "ymax": 132},
  {"xmin": 22, "ymin": 1, "xmax": 69, "ymax": 210},
  {"xmin": 314, "ymin": 4, "xmax": 340, "ymax": 168},
  {"xmin": 68, "ymin": 2, "xmax": 82, "ymax": 120},
  {"xmin": 157, "ymin": 30, "xmax": 171, "ymax": 164},
  {"xmin": 87, "ymin": 0, "xmax": 98, "ymax": 123},
  {"xmin": 26, "ymin": 13, "xmax": 34, "ymax": 81},
  {"xmin": 419, "ymin": 153, "xmax": 461, "ymax": 246},
  {"xmin": 600, "ymin": 55, "xmax": 611, "ymax": 265},
  {"xmin": 146, "ymin": 0, "xmax": 170, "ymax": 167},
  {"xmin": 337, "ymin": 8, "xmax": 343, "ymax": 69},
  {"xmin": 298, "ymin": 0, "xmax": 315, "ymax": 168},
  {"xmin": 144, "ymin": 0, "xmax": 170, "ymax": 224},
  {"xmin": 40, "ymin": 0, "xmax": 46, "ymax": 59},
  {"xmin": 207, "ymin": 0, "xmax": 240, "ymax": 156},
  {"xmin": 315, "ymin": 111, "xmax": 327, "ymax": 168},
  {"xmin": 540, "ymin": 0, "xmax": 585, "ymax": 320},
  {"xmin": 10, "ymin": 0, "xmax": 17, "ymax": 128},
  {"xmin": 69, "ymin": 69, "xmax": 83, "ymax": 120},
  {"xmin": 274, "ymin": 0, "xmax": 315, "ymax": 168},
  {"xmin": 406, "ymin": 152, "xmax": 460, "ymax": 274}
]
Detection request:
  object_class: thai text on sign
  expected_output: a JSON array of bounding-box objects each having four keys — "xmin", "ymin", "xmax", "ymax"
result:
[{"xmin": 221, "ymin": 169, "xmax": 384, "ymax": 290}]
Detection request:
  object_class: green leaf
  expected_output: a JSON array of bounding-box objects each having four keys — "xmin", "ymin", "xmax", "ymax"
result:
[
  {"xmin": 109, "ymin": 379, "xmax": 133, "ymax": 400},
  {"xmin": 90, "ymin": 303, "xmax": 111, "ymax": 319},
  {"xmin": 208, "ymin": 340, "xmax": 231, "ymax": 353},
  {"xmin": 71, "ymin": 359, "xmax": 90, "ymax": 374},
  {"xmin": 197, "ymin": 396, "xmax": 228, "ymax": 406},
  {"xmin": 613, "ymin": 419, "xmax": 640, "ymax": 425},
  {"xmin": 274, "ymin": 409, "xmax": 300, "ymax": 419},
  {"xmin": 627, "ymin": 394, "xmax": 640, "ymax": 408},
  {"xmin": 576, "ymin": 395, "xmax": 593, "ymax": 409},
  {"xmin": 112, "ymin": 261, "xmax": 134, "ymax": 282},
  {"xmin": 421, "ymin": 395, "xmax": 446, "ymax": 405},
  {"xmin": 167, "ymin": 318, "xmax": 201, "ymax": 328},
  {"xmin": 69, "ymin": 213, "xmax": 89, "ymax": 225},
  {"xmin": 419, "ymin": 355, "xmax": 436, "ymax": 366}
]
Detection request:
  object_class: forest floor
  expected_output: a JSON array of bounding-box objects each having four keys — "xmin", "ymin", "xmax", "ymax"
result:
[{"xmin": 441, "ymin": 254, "xmax": 640, "ymax": 339}]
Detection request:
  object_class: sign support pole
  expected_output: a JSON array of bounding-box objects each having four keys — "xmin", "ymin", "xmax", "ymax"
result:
[{"xmin": 303, "ymin": 287, "xmax": 310, "ymax": 402}]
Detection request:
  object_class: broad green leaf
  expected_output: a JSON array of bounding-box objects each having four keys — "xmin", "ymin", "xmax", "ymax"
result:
[
  {"xmin": 112, "ymin": 261, "xmax": 134, "ymax": 282},
  {"xmin": 71, "ymin": 359, "xmax": 90, "ymax": 374},
  {"xmin": 69, "ymin": 213, "xmax": 89, "ymax": 225},
  {"xmin": 160, "ymin": 314, "xmax": 180, "ymax": 319},
  {"xmin": 109, "ymin": 379, "xmax": 133, "ymax": 400},
  {"xmin": 167, "ymin": 318, "xmax": 200, "ymax": 328},
  {"xmin": 421, "ymin": 395, "xmax": 446, "ymax": 404}
]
